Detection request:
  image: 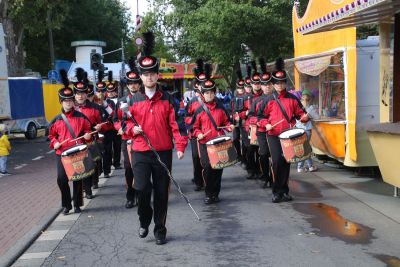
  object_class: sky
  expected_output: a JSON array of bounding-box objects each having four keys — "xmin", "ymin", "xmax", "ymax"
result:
[{"xmin": 124, "ymin": 0, "xmax": 150, "ymax": 17}]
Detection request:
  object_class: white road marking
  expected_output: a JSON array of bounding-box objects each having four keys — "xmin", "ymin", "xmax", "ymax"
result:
[
  {"xmin": 46, "ymin": 150, "xmax": 55, "ymax": 154},
  {"xmin": 19, "ymin": 252, "xmax": 51, "ymax": 259},
  {"xmin": 14, "ymin": 164, "xmax": 27, "ymax": 170},
  {"xmin": 32, "ymin": 156, "xmax": 45, "ymax": 161},
  {"xmin": 54, "ymin": 213, "xmax": 80, "ymax": 222},
  {"xmin": 37, "ymin": 230, "xmax": 69, "ymax": 241}
]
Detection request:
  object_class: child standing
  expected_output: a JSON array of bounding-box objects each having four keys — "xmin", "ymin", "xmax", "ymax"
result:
[
  {"xmin": 0, "ymin": 124, "xmax": 12, "ymax": 176},
  {"xmin": 296, "ymin": 90, "xmax": 319, "ymax": 172}
]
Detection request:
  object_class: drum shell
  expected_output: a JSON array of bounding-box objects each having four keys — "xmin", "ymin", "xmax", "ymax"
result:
[
  {"xmin": 206, "ymin": 137, "xmax": 238, "ymax": 169},
  {"xmin": 279, "ymin": 129, "xmax": 312, "ymax": 163},
  {"xmin": 88, "ymin": 142, "xmax": 102, "ymax": 162},
  {"xmin": 61, "ymin": 145, "xmax": 95, "ymax": 181}
]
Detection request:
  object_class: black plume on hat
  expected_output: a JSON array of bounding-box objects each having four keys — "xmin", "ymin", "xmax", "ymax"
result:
[
  {"xmin": 98, "ymin": 69, "xmax": 104, "ymax": 82},
  {"xmin": 259, "ymin": 58, "xmax": 267, "ymax": 73},
  {"xmin": 204, "ymin": 63, "xmax": 212, "ymax": 80},
  {"xmin": 244, "ymin": 65, "xmax": 252, "ymax": 86},
  {"xmin": 108, "ymin": 71, "xmax": 113, "ymax": 83},
  {"xmin": 236, "ymin": 69, "xmax": 243, "ymax": 81},
  {"xmin": 236, "ymin": 69, "xmax": 245, "ymax": 89},
  {"xmin": 128, "ymin": 57, "xmax": 137, "ymax": 71},
  {"xmin": 196, "ymin": 58, "xmax": 204, "ymax": 74},
  {"xmin": 126, "ymin": 57, "xmax": 140, "ymax": 82},
  {"xmin": 251, "ymin": 60, "xmax": 258, "ymax": 74},
  {"xmin": 96, "ymin": 69, "xmax": 106, "ymax": 92},
  {"xmin": 275, "ymin": 57, "xmax": 285, "ymax": 71},
  {"xmin": 60, "ymin": 69, "xmax": 69, "ymax": 88},
  {"xmin": 201, "ymin": 63, "xmax": 216, "ymax": 93},
  {"xmin": 142, "ymin": 31, "xmax": 155, "ymax": 57},
  {"xmin": 75, "ymin": 67, "xmax": 85, "ymax": 82},
  {"xmin": 246, "ymin": 65, "xmax": 252, "ymax": 78}
]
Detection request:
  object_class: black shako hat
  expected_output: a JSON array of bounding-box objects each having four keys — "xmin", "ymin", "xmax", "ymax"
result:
[
  {"xmin": 271, "ymin": 57, "xmax": 287, "ymax": 83},
  {"xmin": 259, "ymin": 58, "xmax": 272, "ymax": 84},
  {"xmin": 236, "ymin": 69, "xmax": 245, "ymax": 89},
  {"xmin": 250, "ymin": 60, "xmax": 261, "ymax": 84},
  {"xmin": 84, "ymin": 72, "xmax": 94, "ymax": 96},
  {"xmin": 126, "ymin": 57, "xmax": 141, "ymax": 83},
  {"xmin": 200, "ymin": 63, "xmax": 216, "ymax": 93},
  {"xmin": 137, "ymin": 31, "xmax": 159, "ymax": 74},
  {"xmin": 58, "ymin": 69, "xmax": 74, "ymax": 102},
  {"xmin": 244, "ymin": 65, "xmax": 252, "ymax": 86},
  {"xmin": 73, "ymin": 67, "xmax": 88, "ymax": 93},
  {"xmin": 96, "ymin": 70, "xmax": 106, "ymax": 92},
  {"xmin": 106, "ymin": 71, "xmax": 117, "ymax": 92}
]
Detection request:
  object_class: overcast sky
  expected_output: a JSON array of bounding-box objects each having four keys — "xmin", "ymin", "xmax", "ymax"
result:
[{"xmin": 124, "ymin": 0, "xmax": 150, "ymax": 16}]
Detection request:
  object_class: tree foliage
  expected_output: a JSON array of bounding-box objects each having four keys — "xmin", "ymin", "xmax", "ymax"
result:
[{"xmin": 149, "ymin": 0, "xmax": 299, "ymax": 87}]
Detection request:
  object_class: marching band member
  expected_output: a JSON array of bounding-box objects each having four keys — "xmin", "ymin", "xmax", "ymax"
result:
[
  {"xmin": 184, "ymin": 58, "xmax": 206, "ymax": 191},
  {"xmin": 231, "ymin": 69, "xmax": 246, "ymax": 165},
  {"xmin": 125, "ymin": 31, "xmax": 188, "ymax": 245},
  {"xmin": 114, "ymin": 57, "xmax": 141, "ymax": 208},
  {"xmin": 259, "ymin": 58, "xmax": 309, "ymax": 203},
  {"xmin": 193, "ymin": 64, "xmax": 234, "ymax": 204},
  {"xmin": 48, "ymin": 70, "xmax": 92, "ymax": 215}
]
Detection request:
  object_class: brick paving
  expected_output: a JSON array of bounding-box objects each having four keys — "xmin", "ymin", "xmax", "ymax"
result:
[{"xmin": 0, "ymin": 137, "xmax": 58, "ymax": 259}]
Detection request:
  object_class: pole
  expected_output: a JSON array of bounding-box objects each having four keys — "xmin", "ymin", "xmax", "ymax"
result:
[
  {"xmin": 120, "ymin": 39, "xmax": 125, "ymax": 97},
  {"xmin": 47, "ymin": 10, "xmax": 55, "ymax": 70}
]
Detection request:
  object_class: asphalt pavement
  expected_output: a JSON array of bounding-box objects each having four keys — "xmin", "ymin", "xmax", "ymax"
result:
[{"xmin": 8, "ymin": 148, "xmax": 400, "ymax": 267}]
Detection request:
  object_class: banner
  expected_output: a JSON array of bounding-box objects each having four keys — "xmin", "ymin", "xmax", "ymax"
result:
[{"xmin": 295, "ymin": 55, "xmax": 333, "ymax": 76}]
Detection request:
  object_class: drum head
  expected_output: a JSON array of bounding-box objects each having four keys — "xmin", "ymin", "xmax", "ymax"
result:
[
  {"xmin": 206, "ymin": 136, "xmax": 231, "ymax": 145},
  {"xmin": 61, "ymin": 144, "xmax": 87, "ymax": 156},
  {"xmin": 279, "ymin": 128, "xmax": 305, "ymax": 139}
]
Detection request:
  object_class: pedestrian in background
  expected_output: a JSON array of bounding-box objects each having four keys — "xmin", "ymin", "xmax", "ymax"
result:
[
  {"xmin": 0, "ymin": 124, "xmax": 12, "ymax": 176},
  {"xmin": 296, "ymin": 89, "xmax": 319, "ymax": 172}
]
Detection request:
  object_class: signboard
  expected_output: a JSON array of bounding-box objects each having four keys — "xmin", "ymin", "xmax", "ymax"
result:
[{"xmin": 48, "ymin": 70, "xmax": 59, "ymax": 81}]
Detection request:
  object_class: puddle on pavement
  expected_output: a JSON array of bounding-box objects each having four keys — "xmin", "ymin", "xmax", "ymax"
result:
[
  {"xmin": 290, "ymin": 179, "xmax": 323, "ymax": 198},
  {"xmin": 292, "ymin": 203, "xmax": 375, "ymax": 244}
]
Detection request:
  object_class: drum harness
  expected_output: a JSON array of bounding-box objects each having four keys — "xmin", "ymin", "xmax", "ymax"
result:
[{"xmin": 120, "ymin": 103, "xmax": 201, "ymax": 221}]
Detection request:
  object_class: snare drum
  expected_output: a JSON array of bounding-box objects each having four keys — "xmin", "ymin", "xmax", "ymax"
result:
[
  {"xmin": 249, "ymin": 125, "xmax": 259, "ymax": 146},
  {"xmin": 206, "ymin": 136, "xmax": 238, "ymax": 169},
  {"xmin": 278, "ymin": 128, "xmax": 312, "ymax": 163},
  {"xmin": 61, "ymin": 145, "xmax": 95, "ymax": 181}
]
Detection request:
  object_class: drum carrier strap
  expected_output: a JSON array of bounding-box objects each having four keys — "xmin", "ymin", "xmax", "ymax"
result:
[
  {"xmin": 197, "ymin": 98, "xmax": 219, "ymax": 131},
  {"xmin": 273, "ymin": 93, "xmax": 291, "ymax": 124},
  {"xmin": 61, "ymin": 113, "xmax": 77, "ymax": 139}
]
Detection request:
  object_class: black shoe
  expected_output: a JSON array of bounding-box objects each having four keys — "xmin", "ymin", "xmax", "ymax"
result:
[
  {"xmin": 125, "ymin": 200, "xmax": 134, "ymax": 209},
  {"xmin": 74, "ymin": 207, "xmax": 81, "ymax": 213},
  {"xmin": 85, "ymin": 194, "xmax": 94, "ymax": 199},
  {"xmin": 139, "ymin": 227, "xmax": 149, "ymax": 238},
  {"xmin": 212, "ymin": 196, "xmax": 220, "ymax": 203},
  {"xmin": 155, "ymin": 236, "xmax": 167, "ymax": 245},
  {"xmin": 262, "ymin": 181, "xmax": 272, "ymax": 189},
  {"xmin": 204, "ymin": 197, "xmax": 213, "ymax": 205},
  {"xmin": 104, "ymin": 173, "xmax": 110, "ymax": 178},
  {"xmin": 194, "ymin": 185, "xmax": 203, "ymax": 191},
  {"xmin": 272, "ymin": 194, "xmax": 282, "ymax": 203},
  {"xmin": 282, "ymin": 193, "xmax": 293, "ymax": 202},
  {"xmin": 93, "ymin": 184, "xmax": 99, "ymax": 189},
  {"xmin": 246, "ymin": 172, "xmax": 256, "ymax": 180},
  {"xmin": 62, "ymin": 207, "xmax": 70, "ymax": 215},
  {"xmin": 114, "ymin": 165, "xmax": 122, "ymax": 170}
]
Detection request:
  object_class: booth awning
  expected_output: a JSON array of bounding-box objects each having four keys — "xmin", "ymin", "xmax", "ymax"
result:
[{"xmin": 297, "ymin": 0, "xmax": 400, "ymax": 35}]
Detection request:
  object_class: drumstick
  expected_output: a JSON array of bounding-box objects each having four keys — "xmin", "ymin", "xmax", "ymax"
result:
[
  {"xmin": 271, "ymin": 119, "xmax": 285, "ymax": 129},
  {"xmin": 71, "ymin": 130, "xmax": 98, "ymax": 142},
  {"xmin": 198, "ymin": 129, "xmax": 212, "ymax": 140},
  {"xmin": 217, "ymin": 125, "xmax": 235, "ymax": 129}
]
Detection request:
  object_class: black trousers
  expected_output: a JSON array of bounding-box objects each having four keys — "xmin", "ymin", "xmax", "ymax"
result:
[
  {"xmin": 232, "ymin": 126, "xmax": 243, "ymax": 161},
  {"xmin": 266, "ymin": 135, "xmax": 290, "ymax": 195},
  {"xmin": 246, "ymin": 144, "xmax": 260, "ymax": 174},
  {"xmin": 132, "ymin": 150, "xmax": 172, "ymax": 238},
  {"xmin": 199, "ymin": 144, "xmax": 223, "ymax": 198},
  {"xmin": 122, "ymin": 139, "xmax": 136, "ymax": 201},
  {"xmin": 103, "ymin": 130, "xmax": 122, "ymax": 174},
  {"xmin": 240, "ymin": 126, "xmax": 249, "ymax": 165},
  {"xmin": 257, "ymin": 132, "xmax": 272, "ymax": 182},
  {"xmin": 56, "ymin": 155, "xmax": 83, "ymax": 208},
  {"xmin": 190, "ymin": 138, "xmax": 203, "ymax": 187}
]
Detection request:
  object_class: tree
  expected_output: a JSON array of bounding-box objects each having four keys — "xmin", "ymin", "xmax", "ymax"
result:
[
  {"xmin": 149, "ymin": 0, "xmax": 298, "ymax": 88},
  {"xmin": 0, "ymin": 0, "xmax": 69, "ymax": 76}
]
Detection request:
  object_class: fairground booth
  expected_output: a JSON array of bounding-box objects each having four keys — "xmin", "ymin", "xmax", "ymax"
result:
[{"xmin": 292, "ymin": 0, "xmax": 400, "ymax": 194}]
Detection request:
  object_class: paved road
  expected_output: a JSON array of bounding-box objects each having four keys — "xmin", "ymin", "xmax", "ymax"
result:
[
  {"xmin": 10, "ymin": 149, "xmax": 400, "ymax": 267},
  {"xmin": 0, "ymin": 136, "xmax": 61, "ymax": 267}
]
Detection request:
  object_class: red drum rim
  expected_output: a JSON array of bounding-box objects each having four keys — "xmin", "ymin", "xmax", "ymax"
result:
[
  {"xmin": 278, "ymin": 128, "xmax": 305, "ymax": 139},
  {"xmin": 61, "ymin": 144, "xmax": 88, "ymax": 156}
]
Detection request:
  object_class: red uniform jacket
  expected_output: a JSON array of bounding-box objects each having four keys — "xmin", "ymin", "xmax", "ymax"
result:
[
  {"xmin": 113, "ymin": 94, "xmax": 134, "ymax": 141},
  {"xmin": 193, "ymin": 100, "xmax": 231, "ymax": 145},
  {"xmin": 48, "ymin": 108, "xmax": 92, "ymax": 155},
  {"xmin": 184, "ymin": 96, "xmax": 202, "ymax": 139},
  {"xmin": 234, "ymin": 92, "xmax": 252, "ymax": 121},
  {"xmin": 76, "ymin": 100, "xmax": 108, "ymax": 132},
  {"xmin": 259, "ymin": 90, "xmax": 308, "ymax": 136},
  {"xmin": 125, "ymin": 88, "xmax": 188, "ymax": 152},
  {"xmin": 244, "ymin": 90, "xmax": 263, "ymax": 131}
]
